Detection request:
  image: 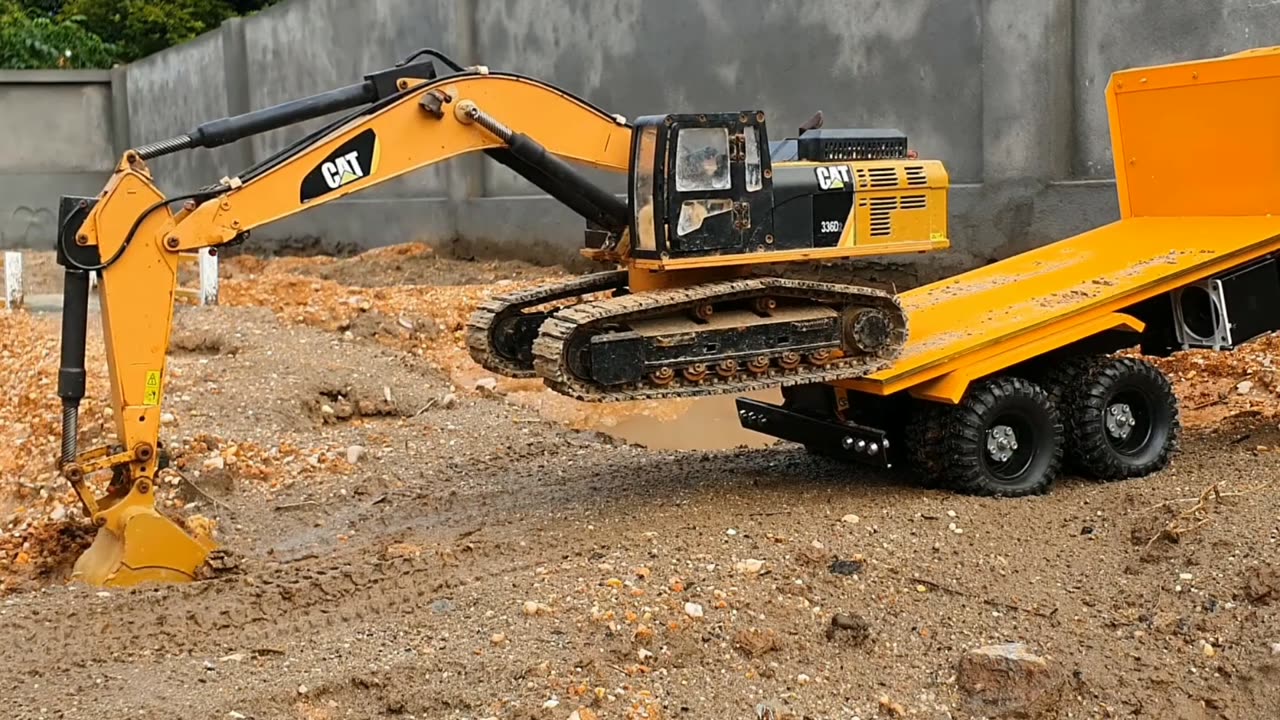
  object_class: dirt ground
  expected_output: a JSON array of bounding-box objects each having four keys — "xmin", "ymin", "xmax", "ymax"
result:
[{"xmin": 4, "ymin": 245, "xmax": 1280, "ymax": 720}]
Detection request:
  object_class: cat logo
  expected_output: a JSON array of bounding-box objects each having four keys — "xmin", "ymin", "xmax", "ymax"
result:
[
  {"xmin": 322, "ymin": 151, "xmax": 365, "ymax": 189},
  {"xmin": 814, "ymin": 164, "xmax": 853, "ymax": 191},
  {"xmin": 300, "ymin": 128, "xmax": 380, "ymax": 203}
]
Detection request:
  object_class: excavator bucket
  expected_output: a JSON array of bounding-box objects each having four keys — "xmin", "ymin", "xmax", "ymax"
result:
[{"xmin": 72, "ymin": 502, "xmax": 216, "ymax": 588}]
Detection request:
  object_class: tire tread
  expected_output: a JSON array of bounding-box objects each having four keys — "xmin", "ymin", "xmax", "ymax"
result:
[
  {"xmin": 941, "ymin": 376, "xmax": 1063, "ymax": 497},
  {"xmin": 1063, "ymin": 356, "xmax": 1180, "ymax": 480}
]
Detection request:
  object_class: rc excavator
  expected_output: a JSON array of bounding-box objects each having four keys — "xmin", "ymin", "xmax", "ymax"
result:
[{"xmin": 52, "ymin": 49, "xmax": 949, "ymax": 587}]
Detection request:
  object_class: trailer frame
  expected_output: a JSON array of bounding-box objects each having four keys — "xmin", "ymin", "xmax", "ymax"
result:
[{"xmin": 735, "ymin": 46, "xmax": 1280, "ymax": 495}]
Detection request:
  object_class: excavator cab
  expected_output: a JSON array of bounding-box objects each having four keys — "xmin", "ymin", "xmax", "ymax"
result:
[
  {"xmin": 630, "ymin": 112, "xmax": 776, "ymax": 261},
  {"xmin": 624, "ymin": 110, "xmax": 950, "ymax": 272}
]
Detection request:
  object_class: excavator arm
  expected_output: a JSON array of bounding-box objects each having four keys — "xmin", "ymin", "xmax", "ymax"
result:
[{"xmin": 55, "ymin": 51, "xmax": 634, "ymax": 587}]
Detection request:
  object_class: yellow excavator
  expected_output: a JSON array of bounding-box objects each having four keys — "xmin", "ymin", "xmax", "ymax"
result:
[{"xmin": 53, "ymin": 49, "xmax": 950, "ymax": 587}]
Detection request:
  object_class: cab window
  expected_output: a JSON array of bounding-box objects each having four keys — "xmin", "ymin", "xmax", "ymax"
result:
[
  {"xmin": 632, "ymin": 125, "xmax": 659, "ymax": 252},
  {"xmin": 675, "ymin": 127, "xmax": 730, "ymax": 192}
]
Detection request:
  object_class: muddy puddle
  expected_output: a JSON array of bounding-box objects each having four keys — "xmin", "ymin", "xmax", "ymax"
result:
[{"xmin": 597, "ymin": 389, "xmax": 783, "ymax": 451}]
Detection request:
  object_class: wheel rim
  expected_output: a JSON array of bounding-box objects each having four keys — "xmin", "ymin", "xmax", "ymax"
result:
[
  {"xmin": 1104, "ymin": 388, "xmax": 1153, "ymax": 455},
  {"xmin": 982, "ymin": 414, "xmax": 1036, "ymax": 481}
]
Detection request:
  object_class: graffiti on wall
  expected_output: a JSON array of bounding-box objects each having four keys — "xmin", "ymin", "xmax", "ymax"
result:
[{"xmin": 1, "ymin": 206, "xmax": 54, "ymax": 248}]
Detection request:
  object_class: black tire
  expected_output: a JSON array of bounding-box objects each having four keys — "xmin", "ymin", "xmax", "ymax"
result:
[
  {"xmin": 940, "ymin": 376, "xmax": 1064, "ymax": 497},
  {"xmin": 1035, "ymin": 354, "xmax": 1096, "ymax": 409},
  {"xmin": 1033, "ymin": 354, "xmax": 1101, "ymax": 473},
  {"xmin": 1061, "ymin": 357, "xmax": 1180, "ymax": 480},
  {"xmin": 902, "ymin": 401, "xmax": 950, "ymax": 488}
]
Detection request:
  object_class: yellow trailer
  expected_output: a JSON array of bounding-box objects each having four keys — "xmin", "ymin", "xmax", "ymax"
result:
[{"xmin": 737, "ymin": 46, "xmax": 1280, "ymax": 496}]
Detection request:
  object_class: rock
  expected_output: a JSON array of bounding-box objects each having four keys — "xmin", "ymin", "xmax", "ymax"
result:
[
  {"xmin": 1271, "ymin": 642, "xmax": 1280, "ymax": 656},
  {"xmin": 491, "ymin": 632, "xmax": 507, "ymax": 645},
  {"xmin": 203, "ymin": 456, "xmax": 225, "ymax": 471},
  {"xmin": 297, "ymin": 684, "xmax": 308, "ymax": 695},
  {"xmin": 228, "ymin": 713, "xmax": 246, "ymax": 719},
  {"xmin": 1244, "ymin": 565, "xmax": 1280, "ymax": 604},
  {"xmin": 684, "ymin": 602, "xmax": 704, "ymax": 618},
  {"xmin": 841, "ymin": 513, "xmax": 860, "ymax": 524},
  {"xmin": 568, "ymin": 708, "xmax": 599, "ymax": 720},
  {"xmin": 49, "ymin": 506, "xmax": 66, "ymax": 522},
  {"xmin": 523, "ymin": 600, "xmax": 552, "ymax": 616},
  {"xmin": 957, "ymin": 644, "xmax": 1065, "ymax": 718},
  {"xmin": 796, "ymin": 673, "xmax": 811, "ymax": 685},
  {"xmin": 160, "ymin": 412, "xmax": 176, "ymax": 425},
  {"xmin": 1179, "ymin": 572, "xmax": 1193, "ymax": 581},
  {"xmin": 733, "ymin": 627, "xmax": 782, "ymax": 657},
  {"xmin": 474, "ymin": 377, "xmax": 499, "ymax": 395},
  {"xmin": 825, "ymin": 613, "xmax": 871, "ymax": 644},
  {"xmin": 735, "ymin": 559, "xmax": 765, "ymax": 575},
  {"xmin": 828, "ymin": 558, "xmax": 864, "ymax": 576},
  {"xmin": 1238, "ymin": 380, "xmax": 1255, "ymax": 395},
  {"xmin": 878, "ymin": 696, "xmax": 906, "ymax": 717},
  {"xmin": 381, "ymin": 540, "xmax": 422, "ymax": 558},
  {"xmin": 440, "ymin": 392, "xmax": 459, "ymax": 409},
  {"xmin": 320, "ymin": 404, "xmax": 335, "ymax": 417},
  {"xmin": 430, "ymin": 598, "xmax": 455, "ymax": 614},
  {"xmin": 203, "ymin": 659, "xmax": 216, "ymax": 671},
  {"xmin": 346, "ymin": 445, "xmax": 366, "ymax": 464}
]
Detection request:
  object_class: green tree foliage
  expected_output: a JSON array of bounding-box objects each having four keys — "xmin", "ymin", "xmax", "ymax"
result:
[
  {"xmin": 1, "ymin": 0, "xmax": 279, "ymax": 69},
  {"xmin": 60, "ymin": 0, "xmax": 276, "ymax": 61},
  {"xmin": 0, "ymin": 0, "xmax": 117, "ymax": 69}
]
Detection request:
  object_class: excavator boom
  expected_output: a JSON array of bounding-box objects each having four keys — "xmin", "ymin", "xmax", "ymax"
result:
[{"xmin": 54, "ymin": 54, "xmax": 639, "ymax": 587}]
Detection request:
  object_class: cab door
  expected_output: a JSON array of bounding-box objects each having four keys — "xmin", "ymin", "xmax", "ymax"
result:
[{"xmin": 663, "ymin": 114, "xmax": 774, "ymax": 258}]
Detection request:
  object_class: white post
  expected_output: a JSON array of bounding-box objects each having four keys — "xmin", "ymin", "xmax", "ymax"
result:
[
  {"xmin": 198, "ymin": 248, "xmax": 219, "ymax": 306},
  {"xmin": 4, "ymin": 252, "xmax": 23, "ymax": 311}
]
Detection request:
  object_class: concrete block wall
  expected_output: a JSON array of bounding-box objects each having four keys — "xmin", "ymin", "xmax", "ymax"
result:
[
  {"xmin": 4, "ymin": 0, "xmax": 1280, "ymax": 283},
  {"xmin": 0, "ymin": 70, "xmax": 119, "ymax": 249}
]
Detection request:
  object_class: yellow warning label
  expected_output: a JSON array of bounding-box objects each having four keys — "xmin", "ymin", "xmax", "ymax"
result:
[{"xmin": 143, "ymin": 370, "xmax": 161, "ymax": 406}]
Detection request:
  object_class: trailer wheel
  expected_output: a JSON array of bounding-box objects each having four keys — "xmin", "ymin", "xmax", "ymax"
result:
[
  {"xmin": 1033, "ymin": 354, "xmax": 1101, "ymax": 472},
  {"xmin": 943, "ymin": 376, "xmax": 1064, "ymax": 497},
  {"xmin": 1037, "ymin": 354, "xmax": 1096, "ymax": 409},
  {"xmin": 1063, "ymin": 357, "xmax": 1180, "ymax": 480},
  {"xmin": 903, "ymin": 401, "xmax": 950, "ymax": 488}
]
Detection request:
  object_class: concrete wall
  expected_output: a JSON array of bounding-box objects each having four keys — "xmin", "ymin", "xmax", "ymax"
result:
[
  {"xmin": 6, "ymin": 0, "xmax": 1280, "ymax": 281},
  {"xmin": 126, "ymin": 30, "xmax": 231, "ymax": 194},
  {"xmin": 0, "ymin": 71, "xmax": 119, "ymax": 249}
]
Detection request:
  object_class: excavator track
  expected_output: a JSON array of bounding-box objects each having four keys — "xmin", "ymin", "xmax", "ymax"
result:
[
  {"xmin": 465, "ymin": 269, "xmax": 629, "ymax": 378},
  {"xmin": 531, "ymin": 277, "xmax": 909, "ymax": 402}
]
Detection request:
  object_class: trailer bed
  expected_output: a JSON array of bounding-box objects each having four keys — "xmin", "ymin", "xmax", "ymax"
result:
[{"xmin": 838, "ymin": 216, "xmax": 1280, "ymax": 399}]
